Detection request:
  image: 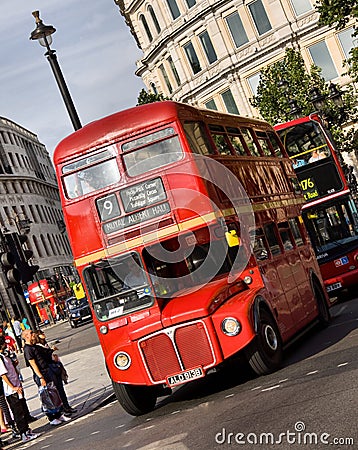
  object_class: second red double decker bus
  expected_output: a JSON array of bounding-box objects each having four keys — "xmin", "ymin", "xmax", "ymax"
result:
[
  {"xmin": 275, "ymin": 114, "xmax": 358, "ymax": 296},
  {"xmin": 54, "ymin": 102, "xmax": 330, "ymax": 415}
]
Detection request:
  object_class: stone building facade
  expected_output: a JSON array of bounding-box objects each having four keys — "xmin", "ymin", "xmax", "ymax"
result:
[
  {"xmin": 115, "ymin": 0, "xmax": 355, "ymax": 115},
  {"xmin": 0, "ymin": 116, "xmax": 73, "ymax": 319}
]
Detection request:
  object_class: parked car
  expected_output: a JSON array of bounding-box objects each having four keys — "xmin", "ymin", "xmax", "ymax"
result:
[{"xmin": 65, "ymin": 296, "xmax": 92, "ymax": 328}]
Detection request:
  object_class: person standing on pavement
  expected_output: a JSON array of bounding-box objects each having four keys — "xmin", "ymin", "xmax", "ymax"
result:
[
  {"xmin": 11, "ymin": 318, "xmax": 23, "ymax": 352},
  {"xmin": 22, "ymin": 330, "xmax": 74, "ymax": 426},
  {"xmin": 0, "ymin": 336, "xmax": 39, "ymax": 443}
]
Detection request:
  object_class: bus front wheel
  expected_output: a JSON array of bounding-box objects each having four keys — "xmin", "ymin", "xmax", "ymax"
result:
[
  {"xmin": 313, "ymin": 279, "xmax": 331, "ymax": 327},
  {"xmin": 112, "ymin": 381, "xmax": 157, "ymax": 416},
  {"xmin": 245, "ymin": 309, "xmax": 283, "ymax": 376}
]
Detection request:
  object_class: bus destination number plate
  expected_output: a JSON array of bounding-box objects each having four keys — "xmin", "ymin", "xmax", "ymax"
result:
[{"xmin": 166, "ymin": 367, "xmax": 204, "ymax": 387}]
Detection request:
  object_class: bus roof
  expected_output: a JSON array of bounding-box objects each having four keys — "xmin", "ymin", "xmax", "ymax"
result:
[
  {"xmin": 53, "ymin": 101, "xmax": 270, "ymax": 165},
  {"xmin": 274, "ymin": 113, "xmax": 321, "ymax": 130}
]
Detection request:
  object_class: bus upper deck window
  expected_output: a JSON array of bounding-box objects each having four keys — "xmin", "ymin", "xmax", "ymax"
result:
[
  {"xmin": 63, "ymin": 156, "xmax": 120, "ymax": 199},
  {"xmin": 183, "ymin": 122, "xmax": 216, "ymax": 155},
  {"xmin": 240, "ymin": 128, "xmax": 261, "ymax": 157},
  {"xmin": 255, "ymin": 131, "xmax": 273, "ymax": 157},
  {"xmin": 226, "ymin": 127, "xmax": 247, "ymax": 156},
  {"xmin": 122, "ymin": 128, "xmax": 183, "ymax": 177}
]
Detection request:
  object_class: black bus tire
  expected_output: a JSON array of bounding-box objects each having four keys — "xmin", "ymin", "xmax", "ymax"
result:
[
  {"xmin": 313, "ymin": 279, "xmax": 331, "ymax": 327},
  {"xmin": 112, "ymin": 381, "xmax": 157, "ymax": 416},
  {"xmin": 245, "ymin": 309, "xmax": 283, "ymax": 376}
]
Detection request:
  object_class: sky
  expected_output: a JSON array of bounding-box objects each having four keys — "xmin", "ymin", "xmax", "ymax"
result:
[{"xmin": 0, "ymin": 0, "xmax": 145, "ymax": 158}]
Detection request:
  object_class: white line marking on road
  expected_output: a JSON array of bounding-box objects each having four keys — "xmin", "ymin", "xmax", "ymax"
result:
[
  {"xmin": 91, "ymin": 431, "xmax": 101, "ymax": 435},
  {"xmin": 279, "ymin": 378, "xmax": 289, "ymax": 383},
  {"xmin": 251, "ymin": 386, "xmax": 262, "ymax": 391},
  {"xmin": 142, "ymin": 425, "xmax": 155, "ymax": 430},
  {"xmin": 40, "ymin": 446, "xmax": 51, "ymax": 449},
  {"xmin": 225, "ymin": 394, "xmax": 234, "ymax": 398},
  {"xmin": 261, "ymin": 385, "xmax": 280, "ymax": 392},
  {"xmin": 306, "ymin": 370, "xmax": 318, "ymax": 375},
  {"xmin": 171, "ymin": 410, "xmax": 181, "ymax": 415},
  {"xmin": 116, "ymin": 424, "xmax": 125, "ymax": 429},
  {"xmin": 337, "ymin": 362, "xmax": 348, "ymax": 367},
  {"xmin": 65, "ymin": 438, "xmax": 75, "ymax": 442}
]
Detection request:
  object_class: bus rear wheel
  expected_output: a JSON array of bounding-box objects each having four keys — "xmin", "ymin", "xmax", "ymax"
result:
[
  {"xmin": 245, "ymin": 309, "xmax": 283, "ymax": 376},
  {"xmin": 112, "ymin": 381, "xmax": 157, "ymax": 416}
]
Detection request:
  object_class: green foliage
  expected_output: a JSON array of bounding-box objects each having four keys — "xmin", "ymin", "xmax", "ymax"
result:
[
  {"xmin": 316, "ymin": 0, "xmax": 358, "ymax": 82},
  {"xmin": 137, "ymin": 89, "xmax": 169, "ymax": 105},
  {"xmin": 251, "ymin": 49, "xmax": 325, "ymax": 123},
  {"xmin": 251, "ymin": 48, "xmax": 357, "ymax": 153},
  {"xmin": 316, "ymin": 0, "xmax": 357, "ymax": 29}
]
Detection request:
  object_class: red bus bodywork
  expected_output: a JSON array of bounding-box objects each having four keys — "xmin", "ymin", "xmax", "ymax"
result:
[
  {"xmin": 54, "ymin": 102, "xmax": 329, "ymax": 415},
  {"xmin": 275, "ymin": 115, "xmax": 358, "ymax": 295}
]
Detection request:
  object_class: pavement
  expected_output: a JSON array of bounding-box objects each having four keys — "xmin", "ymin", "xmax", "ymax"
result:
[{"xmin": 2, "ymin": 324, "xmax": 115, "ymax": 449}]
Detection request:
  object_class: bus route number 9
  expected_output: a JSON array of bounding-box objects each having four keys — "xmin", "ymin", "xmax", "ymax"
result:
[{"xmin": 96, "ymin": 194, "xmax": 121, "ymax": 221}]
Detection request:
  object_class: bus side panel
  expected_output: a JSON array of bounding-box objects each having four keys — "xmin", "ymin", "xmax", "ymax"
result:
[{"xmin": 64, "ymin": 201, "xmax": 103, "ymax": 257}]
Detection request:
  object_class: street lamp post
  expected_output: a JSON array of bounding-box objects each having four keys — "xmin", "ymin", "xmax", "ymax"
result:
[{"xmin": 29, "ymin": 11, "xmax": 82, "ymax": 131}]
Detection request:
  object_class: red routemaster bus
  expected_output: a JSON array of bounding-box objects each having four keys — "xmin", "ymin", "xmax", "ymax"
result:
[
  {"xmin": 54, "ymin": 102, "xmax": 330, "ymax": 415},
  {"xmin": 275, "ymin": 114, "xmax": 358, "ymax": 296}
]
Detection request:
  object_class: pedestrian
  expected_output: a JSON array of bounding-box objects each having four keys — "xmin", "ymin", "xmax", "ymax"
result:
[
  {"xmin": 22, "ymin": 330, "xmax": 75, "ymax": 426},
  {"xmin": 0, "ymin": 329, "xmax": 17, "ymax": 355},
  {"xmin": 11, "ymin": 318, "xmax": 23, "ymax": 352},
  {"xmin": 0, "ymin": 336, "xmax": 39, "ymax": 443},
  {"xmin": 35, "ymin": 331, "xmax": 68, "ymax": 384}
]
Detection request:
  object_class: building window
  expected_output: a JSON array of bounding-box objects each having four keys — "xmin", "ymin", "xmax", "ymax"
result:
[
  {"xmin": 226, "ymin": 12, "xmax": 249, "ymax": 48},
  {"xmin": 290, "ymin": 0, "xmax": 312, "ymax": 16},
  {"xmin": 248, "ymin": 73, "xmax": 261, "ymax": 96},
  {"xmin": 205, "ymin": 99, "xmax": 218, "ymax": 110},
  {"xmin": 185, "ymin": 0, "xmax": 196, "ymax": 8},
  {"xmin": 159, "ymin": 64, "xmax": 173, "ymax": 94},
  {"xmin": 139, "ymin": 14, "xmax": 153, "ymax": 43},
  {"xmin": 309, "ymin": 41, "xmax": 338, "ymax": 81},
  {"xmin": 167, "ymin": 56, "xmax": 181, "ymax": 86},
  {"xmin": 184, "ymin": 42, "xmax": 202, "ymax": 74},
  {"xmin": 148, "ymin": 6, "xmax": 161, "ymax": 34},
  {"xmin": 199, "ymin": 31, "xmax": 217, "ymax": 64},
  {"xmin": 248, "ymin": 0, "xmax": 272, "ymax": 36},
  {"xmin": 221, "ymin": 89, "xmax": 239, "ymax": 115},
  {"xmin": 166, "ymin": 0, "xmax": 180, "ymax": 20},
  {"xmin": 338, "ymin": 27, "xmax": 355, "ymax": 59}
]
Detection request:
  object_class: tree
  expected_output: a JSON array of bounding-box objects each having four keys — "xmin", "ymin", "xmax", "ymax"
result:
[
  {"xmin": 316, "ymin": 0, "xmax": 358, "ymax": 82},
  {"xmin": 137, "ymin": 89, "xmax": 169, "ymax": 105},
  {"xmin": 251, "ymin": 48, "xmax": 357, "ymax": 153}
]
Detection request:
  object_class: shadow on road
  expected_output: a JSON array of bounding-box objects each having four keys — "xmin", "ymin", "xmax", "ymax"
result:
[{"xmin": 153, "ymin": 297, "xmax": 357, "ymax": 415}]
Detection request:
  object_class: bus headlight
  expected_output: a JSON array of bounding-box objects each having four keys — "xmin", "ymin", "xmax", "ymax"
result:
[
  {"xmin": 243, "ymin": 276, "xmax": 252, "ymax": 285},
  {"xmin": 221, "ymin": 317, "xmax": 241, "ymax": 336},
  {"xmin": 99, "ymin": 325, "xmax": 108, "ymax": 334},
  {"xmin": 114, "ymin": 352, "xmax": 131, "ymax": 370}
]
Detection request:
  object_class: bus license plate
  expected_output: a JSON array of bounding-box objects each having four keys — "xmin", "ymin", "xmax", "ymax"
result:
[
  {"xmin": 326, "ymin": 282, "xmax": 342, "ymax": 292},
  {"xmin": 167, "ymin": 367, "xmax": 204, "ymax": 386}
]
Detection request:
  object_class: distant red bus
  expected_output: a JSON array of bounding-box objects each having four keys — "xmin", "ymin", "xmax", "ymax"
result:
[
  {"xmin": 54, "ymin": 102, "xmax": 330, "ymax": 415},
  {"xmin": 275, "ymin": 114, "xmax": 358, "ymax": 296},
  {"xmin": 28, "ymin": 279, "xmax": 56, "ymax": 322}
]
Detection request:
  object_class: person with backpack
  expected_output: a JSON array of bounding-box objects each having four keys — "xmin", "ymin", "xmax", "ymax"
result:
[{"xmin": 0, "ymin": 336, "xmax": 39, "ymax": 443}]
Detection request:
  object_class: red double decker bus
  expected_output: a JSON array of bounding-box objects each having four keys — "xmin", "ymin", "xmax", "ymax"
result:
[
  {"xmin": 275, "ymin": 114, "xmax": 358, "ymax": 296},
  {"xmin": 54, "ymin": 102, "xmax": 330, "ymax": 415}
]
